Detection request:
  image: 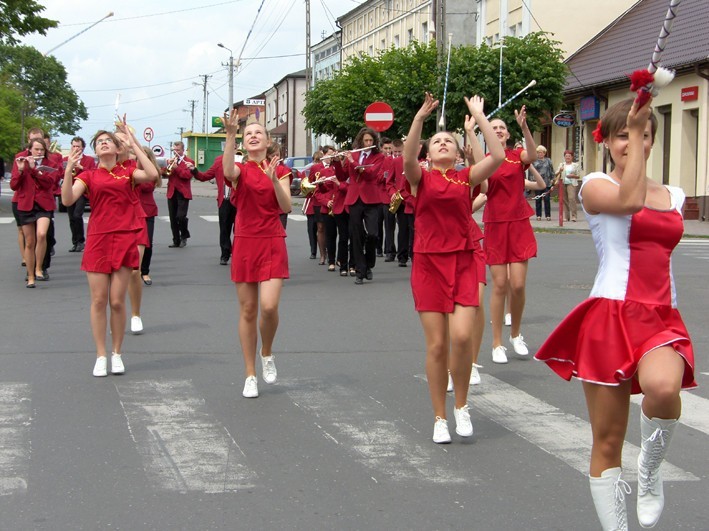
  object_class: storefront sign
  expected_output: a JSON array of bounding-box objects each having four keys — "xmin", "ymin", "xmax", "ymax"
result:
[
  {"xmin": 553, "ymin": 112, "xmax": 576, "ymax": 128},
  {"xmin": 579, "ymin": 96, "xmax": 600, "ymax": 121},
  {"xmin": 681, "ymin": 86, "xmax": 698, "ymax": 102}
]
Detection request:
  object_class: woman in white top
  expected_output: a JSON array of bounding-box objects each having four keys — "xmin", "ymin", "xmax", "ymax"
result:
[{"xmin": 556, "ymin": 150, "xmax": 582, "ymax": 221}]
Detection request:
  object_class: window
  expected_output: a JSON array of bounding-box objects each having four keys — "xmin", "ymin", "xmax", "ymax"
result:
[
  {"xmin": 508, "ymin": 25, "xmax": 516, "ymax": 37},
  {"xmin": 517, "ymin": 22, "xmax": 523, "ymax": 36},
  {"xmin": 486, "ymin": 36, "xmax": 493, "ymax": 46},
  {"xmin": 394, "ymin": 34, "xmax": 400, "ymax": 48},
  {"xmin": 494, "ymin": 33, "xmax": 499, "ymax": 43},
  {"xmin": 422, "ymin": 22, "xmax": 428, "ymax": 44},
  {"xmin": 381, "ymin": 38, "xmax": 386, "ymax": 48},
  {"xmin": 407, "ymin": 28, "xmax": 413, "ymax": 44},
  {"xmin": 368, "ymin": 45, "xmax": 374, "ymax": 55}
]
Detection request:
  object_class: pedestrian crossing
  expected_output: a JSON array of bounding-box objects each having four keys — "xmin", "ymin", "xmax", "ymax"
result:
[
  {"xmin": 2, "ymin": 373, "xmax": 706, "ymax": 496},
  {"xmin": 677, "ymin": 239, "xmax": 709, "ymax": 260}
]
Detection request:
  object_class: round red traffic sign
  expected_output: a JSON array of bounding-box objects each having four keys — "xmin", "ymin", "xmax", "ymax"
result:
[
  {"xmin": 364, "ymin": 101, "xmax": 394, "ymax": 132},
  {"xmin": 143, "ymin": 127, "xmax": 154, "ymax": 142}
]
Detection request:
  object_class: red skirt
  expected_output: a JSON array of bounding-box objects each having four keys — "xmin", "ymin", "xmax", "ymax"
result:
[
  {"xmin": 484, "ymin": 219, "xmax": 537, "ymax": 265},
  {"xmin": 231, "ymin": 236, "xmax": 289, "ymax": 283},
  {"xmin": 82, "ymin": 231, "xmax": 139, "ymax": 274},
  {"xmin": 411, "ymin": 250, "xmax": 478, "ymax": 313},
  {"xmin": 534, "ymin": 297, "xmax": 696, "ymax": 394},
  {"xmin": 473, "ymin": 239, "xmax": 487, "ymax": 286}
]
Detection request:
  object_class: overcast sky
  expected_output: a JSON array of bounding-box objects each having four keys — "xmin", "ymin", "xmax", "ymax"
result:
[{"xmin": 21, "ymin": 0, "xmax": 360, "ymax": 154}]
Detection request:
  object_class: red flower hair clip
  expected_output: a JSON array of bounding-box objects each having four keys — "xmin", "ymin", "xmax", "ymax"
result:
[{"xmin": 592, "ymin": 121, "xmax": 604, "ymax": 144}]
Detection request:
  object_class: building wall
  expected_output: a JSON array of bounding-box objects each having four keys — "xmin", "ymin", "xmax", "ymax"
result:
[
  {"xmin": 311, "ymin": 33, "xmax": 341, "ymax": 151},
  {"xmin": 265, "ymin": 75, "xmax": 309, "ymax": 158}
]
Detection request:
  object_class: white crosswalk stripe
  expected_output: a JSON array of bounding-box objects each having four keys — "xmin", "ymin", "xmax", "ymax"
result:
[
  {"xmin": 286, "ymin": 378, "xmax": 467, "ymax": 484},
  {"xmin": 631, "ymin": 390, "xmax": 709, "ymax": 437},
  {"xmin": 677, "ymin": 239, "xmax": 709, "ymax": 260},
  {"xmin": 0, "ymin": 383, "xmax": 31, "ymax": 496},
  {"xmin": 288, "ymin": 214, "xmax": 307, "ymax": 222},
  {"xmin": 199, "ymin": 215, "xmax": 219, "ymax": 222},
  {"xmin": 115, "ymin": 380, "xmax": 257, "ymax": 493},
  {"xmin": 0, "ymin": 217, "xmax": 14, "ymax": 224}
]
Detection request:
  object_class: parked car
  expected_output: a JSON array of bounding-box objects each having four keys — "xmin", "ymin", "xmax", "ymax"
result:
[{"xmin": 284, "ymin": 156, "xmax": 313, "ymax": 196}]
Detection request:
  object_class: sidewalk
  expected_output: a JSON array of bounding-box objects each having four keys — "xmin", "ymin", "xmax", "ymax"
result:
[{"xmin": 174, "ymin": 180, "xmax": 709, "ymax": 238}]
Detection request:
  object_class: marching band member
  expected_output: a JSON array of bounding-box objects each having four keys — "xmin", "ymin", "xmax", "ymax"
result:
[
  {"xmin": 64, "ymin": 137, "xmax": 96, "ymax": 253},
  {"xmin": 304, "ymin": 151, "xmax": 325, "ymax": 263},
  {"xmin": 222, "ymin": 114, "xmax": 292, "ymax": 399},
  {"xmin": 62, "ymin": 123, "xmax": 158, "ymax": 377},
  {"xmin": 11, "ymin": 138, "xmax": 61, "ymax": 287},
  {"xmin": 344, "ymin": 127, "xmax": 386, "ymax": 285},
  {"xmin": 403, "ymin": 93, "xmax": 503, "ymax": 443},
  {"xmin": 384, "ymin": 139, "xmax": 414, "ymax": 267},
  {"xmin": 379, "ymin": 137, "xmax": 395, "ymax": 260},
  {"xmin": 165, "ymin": 141, "xmax": 195, "ymax": 248},
  {"xmin": 312, "ymin": 146, "xmax": 347, "ymax": 272}
]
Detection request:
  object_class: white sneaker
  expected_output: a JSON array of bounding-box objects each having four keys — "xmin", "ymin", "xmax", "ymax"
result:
[
  {"xmin": 509, "ymin": 334, "xmax": 529, "ymax": 356},
  {"xmin": 492, "ymin": 345, "xmax": 508, "ymax": 364},
  {"xmin": 504, "ymin": 313, "xmax": 512, "ymax": 326},
  {"xmin": 261, "ymin": 353, "xmax": 277, "ymax": 384},
  {"xmin": 469, "ymin": 364, "xmax": 482, "ymax": 386},
  {"xmin": 454, "ymin": 405, "xmax": 473, "ymax": 437},
  {"xmin": 446, "ymin": 371, "xmax": 454, "ymax": 392},
  {"xmin": 242, "ymin": 376, "xmax": 258, "ymax": 398},
  {"xmin": 93, "ymin": 356, "xmax": 108, "ymax": 377},
  {"xmin": 111, "ymin": 353, "xmax": 125, "ymax": 374},
  {"xmin": 432, "ymin": 416, "xmax": 451, "ymax": 444},
  {"xmin": 130, "ymin": 316, "xmax": 144, "ymax": 335}
]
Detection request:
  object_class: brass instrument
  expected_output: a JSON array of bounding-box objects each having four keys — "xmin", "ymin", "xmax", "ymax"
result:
[
  {"xmin": 165, "ymin": 152, "xmax": 183, "ymax": 176},
  {"xmin": 300, "ymin": 176, "xmax": 316, "ymax": 195},
  {"xmin": 389, "ymin": 191, "xmax": 403, "ymax": 214}
]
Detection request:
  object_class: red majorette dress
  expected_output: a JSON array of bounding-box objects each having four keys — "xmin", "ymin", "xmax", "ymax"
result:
[
  {"xmin": 483, "ymin": 148, "xmax": 536, "ymax": 265},
  {"xmin": 76, "ymin": 164, "xmax": 143, "ymax": 274},
  {"xmin": 230, "ymin": 160, "xmax": 291, "ymax": 283},
  {"xmin": 535, "ymin": 174, "xmax": 696, "ymax": 394},
  {"xmin": 407, "ymin": 166, "xmax": 478, "ymax": 313}
]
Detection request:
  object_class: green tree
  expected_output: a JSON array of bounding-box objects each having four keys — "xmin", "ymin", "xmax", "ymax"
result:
[
  {"xmin": 304, "ymin": 33, "xmax": 566, "ymax": 142},
  {"xmin": 0, "ymin": 0, "xmax": 58, "ymax": 45},
  {"xmin": 0, "ymin": 44, "xmax": 88, "ymax": 140}
]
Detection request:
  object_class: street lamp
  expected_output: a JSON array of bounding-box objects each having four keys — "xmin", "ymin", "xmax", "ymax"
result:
[{"xmin": 217, "ymin": 43, "xmax": 234, "ymax": 113}]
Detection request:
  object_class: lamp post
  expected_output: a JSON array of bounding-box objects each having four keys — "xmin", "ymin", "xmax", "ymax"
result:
[{"xmin": 217, "ymin": 43, "xmax": 234, "ymax": 113}]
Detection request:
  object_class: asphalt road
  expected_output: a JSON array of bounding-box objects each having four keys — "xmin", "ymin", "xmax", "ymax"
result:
[{"xmin": 1, "ymin": 194, "xmax": 707, "ymax": 530}]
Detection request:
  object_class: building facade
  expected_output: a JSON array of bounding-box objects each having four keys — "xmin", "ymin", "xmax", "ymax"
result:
[
  {"xmin": 265, "ymin": 70, "xmax": 308, "ymax": 158},
  {"xmin": 311, "ymin": 32, "xmax": 341, "ymax": 151}
]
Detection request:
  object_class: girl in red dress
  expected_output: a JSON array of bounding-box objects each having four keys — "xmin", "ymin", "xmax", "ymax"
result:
[
  {"xmin": 61, "ymin": 125, "xmax": 158, "ymax": 377},
  {"xmin": 403, "ymin": 93, "xmax": 503, "ymax": 443},
  {"xmin": 535, "ymin": 98, "xmax": 696, "ymax": 529},
  {"xmin": 484, "ymin": 109, "xmax": 545, "ymax": 364},
  {"xmin": 222, "ymin": 115, "xmax": 292, "ymax": 399}
]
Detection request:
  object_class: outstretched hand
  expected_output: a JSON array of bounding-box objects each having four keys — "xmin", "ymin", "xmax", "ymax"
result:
[
  {"xmin": 514, "ymin": 105, "xmax": 528, "ymax": 129},
  {"xmin": 464, "ymin": 95, "xmax": 485, "ymax": 117},
  {"xmin": 223, "ymin": 111, "xmax": 238, "ymax": 135},
  {"xmin": 627, "ymin": 95, "xmax": 653, "ymax": 133},
  {"xmin": 415, "ymin": 92, "xmax": 439, "ymax": 121},
  {"xmin": 263, "ymin": 154, "xmax": 282, "ymax": 182}
]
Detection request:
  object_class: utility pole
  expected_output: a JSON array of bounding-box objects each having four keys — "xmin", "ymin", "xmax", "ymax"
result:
[
  {"xmin": 198, "ymin": 75, "xmax": 212, "ymax": 133},
  {"xmin": 218, "ymin": 43, "xmax": 234, "ymax": 112},
  {"xmin": 305, "ymin": 0, "xmax": 312, "ymax": 155},
  {"xmin": 187, "ymin": 99, "xmax": 198, "ymax": 132}
]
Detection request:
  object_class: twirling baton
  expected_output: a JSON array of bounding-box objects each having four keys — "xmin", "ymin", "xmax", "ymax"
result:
[
  {"xmin": 472, "ymin": 80, "xmax": 536, "ymax": 132},
  {"xmin": 437, "ymin": 34, "xmax": 453, "ymax": 131}
]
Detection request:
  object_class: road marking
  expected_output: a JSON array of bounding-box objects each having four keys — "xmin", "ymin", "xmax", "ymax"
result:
[
  {"xmin": 288, "ymin": 214, "xmax": 307, "ymax": 222},
  {"xmin": 416, "ymin": 374, "xmax": 697, "ymax": 482},
  {"xmin": 157, "ymin": 216, "xmax": 171, "ymax": 222},
  {"xmin": 199, "ymin": 215, "xmax": 219, "ymax": 222},
  {"xmin": 0, "ymin": 383, "xmax": 31, "ymax": 496},
  {"xmin": 678, "ymin": 239, "xmax": 709, "ymax": 245},
  {"xmin": 285, "ymin": 378, "xmax": 466, "ymax": 484},
  {"xmin": 116, "ymin": 380, "xmax": 256, "ymax": 493},
  {"xmin": 0, "ymin": 217, "xmax": 15, "ymax": 224},
  {"xmin": 631, "ymin": 391, "xmax": 709, "ymax": 437}
]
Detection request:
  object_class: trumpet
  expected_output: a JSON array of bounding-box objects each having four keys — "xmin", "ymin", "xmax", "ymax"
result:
[
  {"xmin": 389, "ymin": 191, "xmax": 403, "ymax": 214},
  {"xmin": 165, "ymin": 152, "xmax": 184, "ymax": 176},
  {"xmin": 301, "ymin": 174, "xmax": 336, "ymax": 195}
]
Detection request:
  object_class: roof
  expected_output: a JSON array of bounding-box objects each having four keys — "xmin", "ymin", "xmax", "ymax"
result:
[{"xmin": 564, "ymin": 0, "xmax": 709, "ymax": 94}]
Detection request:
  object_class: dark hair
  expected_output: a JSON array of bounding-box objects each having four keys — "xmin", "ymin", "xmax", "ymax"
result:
[
  {"xmin": 563, "ymin": 150, "xmax": 574, "ymax": 157},
  {"xmin": 599, "ymin": 98, "xmax": 658, "ymax": 142},
  {"xmin": 90, "ymin": 130, "xmax": 122, "ymax": 152},
  {"xmin": 381, "ymin": 137, "xmax": 392, "ymax": 145},
  {"xmin": 417, "ymin": 139, "xmax": 428, "ymax": 160},
  {"xmin": 71, "ymin": 136, "xmax": 86, "ymax": 148},
  {"xmin": 27, "ymin": 138, "xmax": 46, "ymax": 154},
  {"xmin": 392, "ymin": 139, "xmax": 404, "ymax": 148},
  {"xmin": 352, "ymin": 127, "xmax": 380, "ymax": 153}
]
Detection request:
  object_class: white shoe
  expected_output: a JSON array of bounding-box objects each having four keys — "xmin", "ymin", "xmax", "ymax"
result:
[
  {"xmin": 93, "ymin": 356, "xmax": 107, "ymax": 377},
  {"xmin": 492, "ymin": 345, "xmax": 508, "ymax": 364},
  {"xmin": 446, "ymin": 371, "xmax": 454, "ymax": 392},
  {"xmin": 432, "ymin": 416, "xmax": 451, "ymax": 444},
  {"xmin": 504, "ymin": 313, "xmax": 512, "ymax": 326},
  {"xmin": 509, "ymin": 334, "xmax": 529, "ymax": 356},
  {"xmin": 453, "ymin": 405, "xmax": 473, "ymax": 437},
  {"xmin": 130, "ymin": 316, "xmax": 144, "ymax": 335},
  {"xmin": 242, "ymin": 376, "xmax": 258, "ymax": 398},
  {"xmin": 261, "ymin": 353, "xmax": 277, "ymax": 384},
  {"xmin": 111, "ymin": 353, "xmax": 125, "ymax": 374},
  {"xmin": 589, "ymin": 467, "xmax": 631, "ymax": 531},
  {"xmin": 469, "ymin": 364, "xmax": 482, "ymax": 386}
]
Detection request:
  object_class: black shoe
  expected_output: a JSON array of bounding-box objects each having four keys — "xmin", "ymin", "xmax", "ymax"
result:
[
  {"xmin": 376, "ymin": 252, "xmax": 383, "ymax": 258},
  {"xmin": 354, "ymin": 277, "xmax": 364, "ymax": 285},
  {"xmin": 169, "ymin": 242, "xmax": 180, "ymax": 248},
  {"xmin": 219, "ymin": 257, "xmax": 228, "ymax": 265},
  {"xmin": 309, "ymin": 253, "xmax": 316, "ymax": 259},
  {"xmin": 50, "ymin": 248, "xmax": 55, "ymax": 257},
  {"xmin": 398, "ymin": 261, "xmax": 408, "ymax": 267},
  {"xmin": 365, "ymin": 269, "xmax": 373, "ymax": 281},
  {"xmin": 142, "ymin": 275, "xmax": 152, "ymax": 286},
  {"xmin": 384, "ymin": 255, "xmax": 395, "ymax": 262},
  {"xmin": 179, "ymin": 239, "xmax": 187, "ymax": 248},
  {"xmin": 76, "ymin": 242, "xmax": 85, "ymax": 252},
  {"xmin": 69, "ymin": 244, "xmax": 78, "ymax": 252}
]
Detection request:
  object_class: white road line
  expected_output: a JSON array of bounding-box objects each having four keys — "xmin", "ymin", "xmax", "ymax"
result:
[
  {"xmin": 631, "ymin": 391, "xmax": 709, "ymax": 437},
  {"xmin": 0, "ymin": 383, "xmax": 31, "ymax": 496},
  {"xmin": 200, "ymin": 215, "xmax": 219, "ymax": 222},
  {"xmin": 288, "ymin": 214, "xmax": 307, "ymax": 222},
  {"xmin": 116, "ymin": 380, "xmax": 256, "ymax": 493},
  {"xmin": 678, "ymin": 240, "xmax": 709, "ymax": 245},
  {"xmin": 415, "ymin": 374, "xmax": 697, "ymax": 482},
  {"xmin": 157, "ymin": 216, "xmax": 171, "ymax": 222},
  {"xmin": 0, "ymin": 217, "xmax": 15, "ymax": 224},
  {"xmin": 286, "ymin": 378, "xmax": 466, "ymax": 484}
]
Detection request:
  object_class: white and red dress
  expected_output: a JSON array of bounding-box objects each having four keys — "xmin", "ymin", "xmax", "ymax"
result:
[{"xmin": 535, "ymin": 173, "xmax": 696, "ymax": 394}]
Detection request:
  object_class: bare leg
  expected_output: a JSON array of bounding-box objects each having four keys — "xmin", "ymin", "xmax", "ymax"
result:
[
  {"xmin": 637, "ymin": 346, "xmax": 684, "ymax": 420},
  {"xmin": 86, "ymin": 272, "xmax": 110, "ymax": 358},
  {"xmin": 108, "ymin": 267, "xmax": 132, "ymax": 353},
  {"xmin": 34, "ymin": 217, "xmax": 50, "ymax": 276},
  {"xmin": 17, "ymin": 227, "xmax": 25, "ymax": 263},
  {"xmin": 508, "ymin": 261, "xmax": 529, "ymax": 338},
  {"xmin": 489, "ymin": 264, "xmax": 508, "ymax": 347},
  {"xmin": 471, "ymin": 284, "xmax": 485, "ymax": 366},
  {"xmin": 583, "ymin": 380, "xmax": 631, "ymax": 476},
  {"xmin": 448, "ymin": 304, "xmax": 475, "ymax": 408},
  {"xmin": 128, "ymin": 246, "xmax": 145, "ymax": 317},
  {"xmin": 258, "ymin": 278, "xmax": 284, "ymax": 357},
  {"xmin": 419, "ymin": 311, "xmax": 449, "ymax": 419},
  {"xmin": 317, "ymin": 222, "xmax": 326, "ymax": 262},
  {"xmin": 21, "ymin": 224, "xmax": 37, "ymax": 282},
  {"xmin": 236, "ymin": 282, "xmax": 259, "ymax": 377}
]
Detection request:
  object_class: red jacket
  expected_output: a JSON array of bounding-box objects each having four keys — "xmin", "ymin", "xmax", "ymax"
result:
[
  {"xmin": 165, "ymin": 156, "xmax": 195, "ymax": 199},
  {"xmin": 194, "ymin": 155, "xmax": 235, "ymax": 208},
  {"xmin": 344, "ymin": 151, "xmax": 386, "ymax": 206},
  {"xmin": 10, "ymin": 151, "xmax": 60, "ymax": 211}
]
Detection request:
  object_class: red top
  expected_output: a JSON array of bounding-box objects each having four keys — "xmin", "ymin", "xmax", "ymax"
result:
[
  {"xmin": 312, "ymin": 162, "xmax": 347, "ymax": 214},
  {"xmin": 344, "ymin": 151, "xmax": 386, "ymax": 206},
  {"xmin": 76, "ymin": 164, "xmax": 143, "ymax": 235},
  {"xmin": 483, "ymin": 148, "xmax": 534, "ymax": 222},
  {"xmin": 385, "ymin": 156, "xmax": 415, "ymax": 214},
  {"xmin": 10, "ymin": 151, "xmax": 61, "ymax": 211},
  {"xmin": 407, "ymin": 166, "xmax": 475, "ymax": 253},
  {"xmin": 166, "ymin": 156, "xmax": 195, "ymax": 199},
  {"xmin": 232, "ymin": 160, "xmax": 291, "ymax": 238},
  {"xmin": 135, "ymin": 182, "xmax": 158, "ymax": 217}
]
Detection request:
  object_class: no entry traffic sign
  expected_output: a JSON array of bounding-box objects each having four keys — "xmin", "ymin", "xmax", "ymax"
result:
[{"xmin": 364, "ymin": 102, "xmax": 394, "ymax": 132}]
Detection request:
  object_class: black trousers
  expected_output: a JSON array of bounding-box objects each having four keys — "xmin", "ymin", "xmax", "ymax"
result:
[
  {"xmin": 67, "ymin": 195, "xmax": 86, "ymax": 245},
  {"xmin": 219, "ymin": 200, "xmax": 237, "ymax": 260},
  {"xmin": 375, "ymin": 204, "xmax": 386, "ymax": 254},
  {"xmin": 384, "ymin": 207, "xmax": 397, "ymax": 256},
  {"xmin": 323, "ymin": 212, "xmax": 337, "ymax": 265},
  {"xmin": 349, "ymin": 199, "xmax": 378, "ymax": 277},
  {"xmin": 140, "ymin": 216, "xmax": 155, "ymax": 276},
  {"xmin": 396, "ymin": 211, "xmax": 414, "ymax": 263},
  {"xmin": 306, "ymin": 213, "xmax": 317, "ymax": 256},
  {"xmin": 43, "ymin": 217, "xmax": 55, "ymax": 271},
  {"xmin": 167, "ymin": 192, "xmax": 190, "ymax": 244},
  {"xmin": 334, "ymin": 212, "xmax": 351, "ymax": 271},
  {"xmin": 536, "ymin": 187, "xmax": 552, "ymax": 218}
]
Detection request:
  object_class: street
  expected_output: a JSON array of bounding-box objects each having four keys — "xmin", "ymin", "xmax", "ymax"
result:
[{"xmin": 1, "ymin": 194, "xmax": 708, "ymax": 530}]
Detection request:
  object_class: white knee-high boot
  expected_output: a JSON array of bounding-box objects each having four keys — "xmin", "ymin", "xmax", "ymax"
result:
[
  {"xmin": 637, "ymin": 411, "xmax": 678, "ymax": 528},
  {"xmin": 589, "ymin": 467, "xmax": 631, "ymax": 531}
]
